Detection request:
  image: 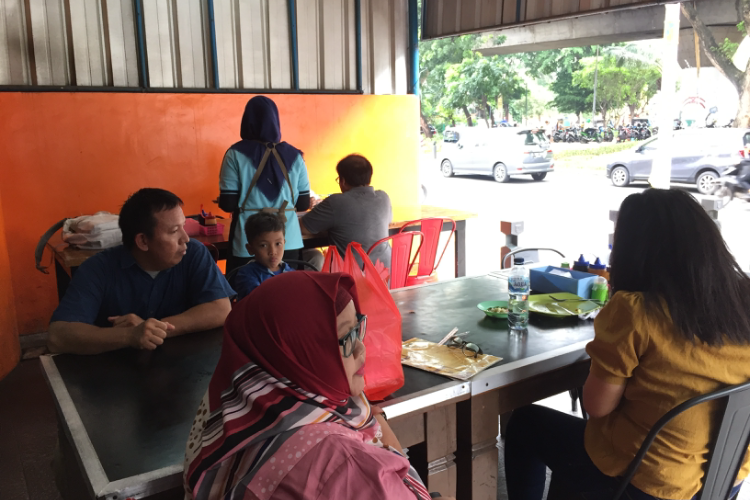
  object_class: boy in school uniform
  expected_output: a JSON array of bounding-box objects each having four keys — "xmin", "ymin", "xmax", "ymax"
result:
[{"xmin": 232, "ymin": 212, "xmax": 294, "ymax": 300}]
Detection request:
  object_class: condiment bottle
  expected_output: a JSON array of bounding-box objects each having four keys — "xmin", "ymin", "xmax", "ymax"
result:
[
  {"xmin": 588, "ymin": 258, "xmax": 610, "ymax": 281},
  {"xmin": 560, "ymin": 262, "xmax": 570, "ymax": 270},
  {"xmin": 572, "ymin": 255, "xmax": 589, "ymax": 273}
]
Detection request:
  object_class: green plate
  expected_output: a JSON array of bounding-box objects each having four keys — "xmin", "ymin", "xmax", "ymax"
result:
[
  {"xmin": 477, "ymin": 300, "xmax": 509, "ymax": 318},
  {"xmin": 528, "ymin": 293, "xmax": 601, "ymax": 317}
]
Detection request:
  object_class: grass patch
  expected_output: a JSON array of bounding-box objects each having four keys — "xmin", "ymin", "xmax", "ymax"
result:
[
  {"xmin": 554, "ymin": 141, "xmax": 642, "ymax": 160},
  {"xmin": 556, "ymin": 156, "xmax": 608, "ymax": 171}
]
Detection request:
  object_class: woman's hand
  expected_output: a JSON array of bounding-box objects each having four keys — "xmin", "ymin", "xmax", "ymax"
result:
[{"xmin": 374, "ymin": 414, "xmax": 404, "ymax": 452}]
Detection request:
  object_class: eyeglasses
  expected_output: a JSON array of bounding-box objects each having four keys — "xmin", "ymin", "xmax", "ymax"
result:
[
  {"xmin": 339, "ymin": 313, "xmax": 367, "ymax": 358},
  {"xmin": 446, "ymin": 337, "xmax": 483, "ymax": 359}
]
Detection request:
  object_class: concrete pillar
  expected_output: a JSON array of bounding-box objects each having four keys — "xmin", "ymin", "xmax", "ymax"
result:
[{"xmin": 650, "ymin": 4, "xmax": 681, "ymax": 190}]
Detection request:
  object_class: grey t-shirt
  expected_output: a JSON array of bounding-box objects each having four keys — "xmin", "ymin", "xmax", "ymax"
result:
[{"xmin": 301, "ymin": 186, "xmax": 392, "ymax": 268}]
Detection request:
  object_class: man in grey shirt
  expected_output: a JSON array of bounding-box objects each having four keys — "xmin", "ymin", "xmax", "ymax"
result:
[{"xmin": 300, "ymin": 154, "xmax": 392, "ymax": 268}]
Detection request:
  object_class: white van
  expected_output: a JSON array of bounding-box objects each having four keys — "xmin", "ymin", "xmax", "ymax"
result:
[{"xmin": 441, "ymin": 127, "xmax": 554, "ymax": 182}]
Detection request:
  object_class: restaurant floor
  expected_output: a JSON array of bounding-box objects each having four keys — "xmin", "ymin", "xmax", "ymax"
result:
[{"xmin": 1, "ymin": 359, "xmax": 749, "ymax": 500}]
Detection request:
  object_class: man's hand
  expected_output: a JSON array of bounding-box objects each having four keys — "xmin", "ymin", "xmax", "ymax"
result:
[
  {"xmin": 108, "ymin": 314, "xmax": 144, "ymax": 328},
  {"xmin": 128, "ymin": 319, "xmax": 175, "ymax": 350}
]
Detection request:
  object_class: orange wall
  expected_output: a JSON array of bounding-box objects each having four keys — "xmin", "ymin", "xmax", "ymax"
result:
[
  {"xmin": 0, "ymin": 93, "xmax": 420, "ymax": 336},
  {"xmin": 0, "ymin": 186, "xmax": 20, "ymax": 378}
]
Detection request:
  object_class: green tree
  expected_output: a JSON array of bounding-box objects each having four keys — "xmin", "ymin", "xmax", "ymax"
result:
[
  {"xmin": 602, "ymin": 44, "xmax": 662, "ymax": 122},
  {"xmin": 442, "ymin": 54, "xmax": 525, "ymax": 127},
  {"xmin": 551, "ymin": 67, "xmax": 591, "ymax": 121},
  {"xmin": 574, "ymin": 56, "xmax": 627, "ymax": 123},
  {"xmin": 519, "ymin": 48, "xmax": 598, "ymax": 121},
  {"xmin": 419, "ymin": 34, "xmax": 483, "ymax": 134},
  {"xmin": 682, "ymin": 2, "xmax": 750, "ymax": 126}
]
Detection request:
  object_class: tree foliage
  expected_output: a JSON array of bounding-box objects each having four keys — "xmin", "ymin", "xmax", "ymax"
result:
[
  {"xmin": 682, "ymin": 2, "xmax": 750, "ymax": 126},
  {"xmin": 573, "ymin": 55, "xmax": 660, "ymax": 123}
]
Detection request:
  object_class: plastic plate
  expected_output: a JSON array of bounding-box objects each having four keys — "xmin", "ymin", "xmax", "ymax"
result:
[{"xmin": 477, "ymin": 300, "xmax": 509, "ymax": 319}]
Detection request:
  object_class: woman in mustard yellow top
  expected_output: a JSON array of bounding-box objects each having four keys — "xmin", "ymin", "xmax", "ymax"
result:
[{"xmin": 504, "ymin": 189, "xmax": 750, "ymax": 500}]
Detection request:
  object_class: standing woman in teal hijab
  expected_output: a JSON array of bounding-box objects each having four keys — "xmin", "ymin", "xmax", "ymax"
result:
[{"xmin": 219, "ymin": 96, "xmax": 311, "ymax": 274}]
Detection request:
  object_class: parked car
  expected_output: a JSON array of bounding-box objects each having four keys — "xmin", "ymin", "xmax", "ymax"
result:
[
  {"xmin": 605, "ymin": 128, "xmax": 750, "ymax": 194},
  {"xmin": 441, "ymin": 127, "xmax": 554, "ymax": 182}
]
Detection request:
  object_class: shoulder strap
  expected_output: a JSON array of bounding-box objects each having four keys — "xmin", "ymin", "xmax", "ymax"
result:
[
  {"xmin": 244, "ymin": 146, "xmax": 274, "ymax": 199},
  {"xmin": 270, "ymin": 146, "xmax": 295, "ymax": 202},
  {"xmin": 244, "ymin": 142, "xmax": 296, "ymax": 202}
]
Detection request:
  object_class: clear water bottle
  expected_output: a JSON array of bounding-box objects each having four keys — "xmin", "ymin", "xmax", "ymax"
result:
[{"xmin": 508, "ymin": 257, "xmax": 530, "ymax": 331}]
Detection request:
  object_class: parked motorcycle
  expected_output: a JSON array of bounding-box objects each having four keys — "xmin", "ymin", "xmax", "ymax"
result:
[
  {"xmin": 635, "ymin": 124, "xmax": 652, "ymax": 140},
  {"xmin": 716, "ymin": 163, "xmax": 750, "ymax": 207},
  {"xmin": 617, "ymin": 126, "xmax": 635, "ymax": 143},
  {"xmin": 564, "ymin": 128, "xmax": 579, "ymax": 143},
  {"xmin": 579, "ymin": 127, "xmax": 602, "ymax": 143}
]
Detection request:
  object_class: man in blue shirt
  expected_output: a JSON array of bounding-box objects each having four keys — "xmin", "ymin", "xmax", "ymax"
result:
[{"xmin": 48, "ymin": 188, "xmax": 235, "ymax": 355}]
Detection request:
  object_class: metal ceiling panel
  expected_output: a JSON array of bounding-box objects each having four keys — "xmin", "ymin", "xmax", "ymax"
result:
[
  {"xmin": 104, "ymin": 0, "xmax": 139, "ymax": 86},
  {"xmin": 423, "ymin": 0, "xmax": 685, "ymax": 39},
  {"xmin": 296, "ymin": 0, "xmax": 357, "ymax": 91},
  {"xmin": 0, "ymin": 0, "xmax": 409, "ymax": 93},
  {"xmin": 142, "ymin": 0, "xmax": 209, "ymax": 88},
  {"xmin": 28, "ymin": 0, "xmax": 70, "ymax": 85},
  {"xmin": 361, "ymin": 0, "xmax": 408, "ymax": 94},
  {"xmin": 0, "ymin": 0, "xmax": 32, "ymax": 84},
  {"xmin": 214, "ymin": 0, "xmax": 292, "ymax": 90}
]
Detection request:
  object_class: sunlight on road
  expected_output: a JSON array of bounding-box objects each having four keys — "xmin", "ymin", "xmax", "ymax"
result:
[{"xmin": 420, "ymin": 154, "xmax": 750, "ymax": 275}]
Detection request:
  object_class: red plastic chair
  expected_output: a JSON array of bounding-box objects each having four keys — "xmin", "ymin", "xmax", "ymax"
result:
[
  {"xmin": 398, "ymin": 218, "xmax": 456, "ymax": 286},
  {"xmin": 367, "ymin": 232, "xmax": 424, "ymax": 290}
]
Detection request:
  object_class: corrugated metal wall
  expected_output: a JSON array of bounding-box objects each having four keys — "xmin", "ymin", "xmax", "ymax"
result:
[
  {"xmin": 0, "ymin": 0, "xmax": 408, "ymax": 93},
  {"xmin": 422, "ymin": 0, "xmax": 680, "ymax": 39}
]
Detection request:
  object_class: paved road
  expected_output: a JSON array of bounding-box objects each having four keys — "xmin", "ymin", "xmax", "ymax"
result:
[{"xmin": 419, "ymin": 156, "xmax": 750, "ymax": 276}]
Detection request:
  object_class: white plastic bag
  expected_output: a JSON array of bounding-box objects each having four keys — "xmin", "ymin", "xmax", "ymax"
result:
[{"xmin": 62, "ymin": 212, "xmax": 122, "ymax": 249}]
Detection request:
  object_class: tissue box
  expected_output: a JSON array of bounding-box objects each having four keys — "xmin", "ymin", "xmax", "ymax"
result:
[{"xmin": 530, "ymin": 266, "xmax": 598, "ymax": 299}]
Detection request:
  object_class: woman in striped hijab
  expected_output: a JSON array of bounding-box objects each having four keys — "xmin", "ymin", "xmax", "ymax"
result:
[{"xmin": 184, "ymin": 272, "xmax": 447, "ymax": 500}]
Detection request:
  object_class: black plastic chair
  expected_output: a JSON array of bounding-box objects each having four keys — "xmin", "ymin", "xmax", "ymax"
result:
[{"xmin": 611, "ymin": 379, "xmax": 750, "ymax": 500}]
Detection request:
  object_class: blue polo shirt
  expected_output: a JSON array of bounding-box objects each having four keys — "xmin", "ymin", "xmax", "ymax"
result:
[
  {"xmin": 51, "ymin": 240, "xmax": 235, "ymax": 327},
  {"xmin": 233, "ymin": 261, "xmax": 294, "ymax": 300}
]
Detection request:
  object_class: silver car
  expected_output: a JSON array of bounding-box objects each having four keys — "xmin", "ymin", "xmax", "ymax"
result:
[
  {"xmin": 606, "ymin": 128, "xmax": 750, "ymax": 194},
  {"xmin": 440, "ymin": 127, "xmax": 554, "ymax": 182}
]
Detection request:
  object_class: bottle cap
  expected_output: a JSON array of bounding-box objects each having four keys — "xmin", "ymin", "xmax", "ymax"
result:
[
  {"xmin": 593, "ymin": 276, "xmax": 608, "ymax": 284},
  {"xmin": 575, "ymin": 254, "xmax": 589, "ymax": 267},
  {"xmin": 590, "ymin": 258, "xmax": 607, "ymax": 270},
  {"xmin": 514, "ymin": 257, "xmax": 525, "ymax": 265}
]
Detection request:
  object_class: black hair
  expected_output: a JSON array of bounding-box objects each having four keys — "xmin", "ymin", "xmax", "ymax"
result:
[
  {"xmin": 336, "ymin": 154, "xmax": 373, "ymax": 187},
  {"xmin": 610, "ymin": 188, "xmax": 750, "ymax": 346},
  {"xmin": 119, "ymin": 188, "xmax": 183, "ymax": 249},
  {"xmin": 244, "ymin": 212, "xmax": 285, "ymax": 244}
]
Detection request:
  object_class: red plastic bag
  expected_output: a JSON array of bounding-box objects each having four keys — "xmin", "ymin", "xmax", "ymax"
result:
[
  {"xmin": 321, "ymin": 246, "xmax": 345, "ymax": 273},
  {"xmin": 343, "ymin": 243, "xmax": 404, "ymax": 401}
]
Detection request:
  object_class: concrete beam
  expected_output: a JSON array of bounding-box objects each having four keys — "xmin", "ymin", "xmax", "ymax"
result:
[{"xmin": 476, "ymin": 0, "xmax": 740, "ymax": 68}]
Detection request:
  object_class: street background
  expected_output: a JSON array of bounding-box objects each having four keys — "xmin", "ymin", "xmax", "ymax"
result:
[{"xmin": 419, "ymin": 144, "xmax": 750, "ymax": 280}]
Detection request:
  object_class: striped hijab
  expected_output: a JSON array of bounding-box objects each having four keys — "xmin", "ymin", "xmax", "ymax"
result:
[{"xmin": 183, "ymin": 272, "xmax": 430, "ymax": 500}]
